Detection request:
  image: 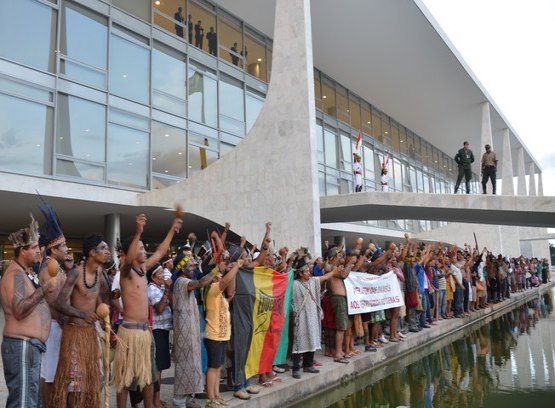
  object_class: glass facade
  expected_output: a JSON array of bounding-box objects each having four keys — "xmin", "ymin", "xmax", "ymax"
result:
[{"xmin": 0, "ymin": 0, "xmax": 474, "ymax": 233}]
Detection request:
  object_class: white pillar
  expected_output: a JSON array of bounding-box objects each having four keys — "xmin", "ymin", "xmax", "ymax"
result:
[
  {"xmin": 104, "ymin": 213, "xmax": 121, "ymax": 264},
  {"xmin": 516, "ymin": 147, "xmax": 526, "ymax": 195},
  {"xmin": 501, "ymin": 128, "xmax": 514, "ymax": 195},
  {"xmin": 481, "ymin": 102, "xmax": 493, "ymax": 148},
  {"xmin": 528, "ymin": 163, "xmax": 536, "ymax": 196},
  {"xmin": 139, "ymin": 0, "xmax": 322, "ymax": 253},
  {"xmin": 538, "ymin": 172, "xmax": 544, "ymax": 196}
]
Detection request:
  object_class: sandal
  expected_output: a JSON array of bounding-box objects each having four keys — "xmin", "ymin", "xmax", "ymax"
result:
[
  {"xmin": 273, "ymin": 365, "xmax": 286, "ymax": 373},
  {"xmin": 333, "ymin": 357, "xmax": 350, "ymax": 364},
  {"xmin": 259, "ymin": 381, "xmax": 273, "ymax": 387}
]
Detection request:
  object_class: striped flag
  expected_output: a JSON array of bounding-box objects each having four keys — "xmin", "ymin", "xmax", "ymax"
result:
[
  {"xmin": 355, "ymin": 132, "xmax": 362, "ymax": 154},
  {"xmin": 232, "ymin": 267, "xmax": 292, "ymax": 384}
]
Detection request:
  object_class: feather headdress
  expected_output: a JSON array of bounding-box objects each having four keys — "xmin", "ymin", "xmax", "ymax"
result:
[
  {"xmin": 37, "ymin": 195, "xmax": 65, "ymax": 249},
  {"xmin": 8, "ymin": 214, "xmax": 40, "ymax": 248}
]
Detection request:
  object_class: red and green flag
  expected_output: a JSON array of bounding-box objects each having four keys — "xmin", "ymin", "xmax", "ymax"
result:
[{"xmin": 232, "ymin": 266, "xmax": 291, "ymax": 384}]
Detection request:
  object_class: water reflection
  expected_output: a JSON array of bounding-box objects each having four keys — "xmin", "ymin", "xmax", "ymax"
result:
[{"xmin": 315, "ymin": 289, "xmax": 555, "ymax": 408}]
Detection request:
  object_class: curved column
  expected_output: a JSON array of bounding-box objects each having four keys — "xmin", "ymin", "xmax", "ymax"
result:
[
  {"xmin": 104, "ymin": 213, "xmax": 121, "ymax": 263},
  {"xmin": 481, "ymin": 102, "xmax": 493, "ymax": 149},
  {"xmin": 501, "ymin": 128, "xmax": 514, "ymax": 195},
  {"xmin": 528, "ymin": 163, "xmax": 536, "ymax": 196},
  {"xmin": 516, "ymin": 147, "xmax": 526, "ymax": 196},
  {"xmin": 537, "ymin": 172, "xmax": 544, "ymax": 196},
  {"xmin": 139, "ymin": 0, "xmax": 321, "ymax": 252}
]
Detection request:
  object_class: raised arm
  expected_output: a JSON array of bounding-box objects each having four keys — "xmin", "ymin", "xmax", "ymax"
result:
[
  {"xmin": 145, "ymin": 217, "xmax": 183, "ymax": 271},
  {"xmin": 122, "ymin": 214, "xmax": 146, "ymax": 278},
  {"xmin": 220, "ymin": 222, "xmax": 231, "ymax": 246},
  {"xmin": 219, "ymin": 259, "xmax": 244, "ymax": 292},
  {"xmin": 186, "ymin": 273, "xmax": 214, "ymax": 291},
  {"xmin": 252, "ymin": 222, "xmax": 272, "ymax": 267}
]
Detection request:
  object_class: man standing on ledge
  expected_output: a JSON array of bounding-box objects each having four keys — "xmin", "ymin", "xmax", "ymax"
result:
[
  {"xmin": 481, "ymin": 144, "xmax": 498, "ymax": 194},
  {"xmin": 454, "ymin": 141, "xmax": 475, "ymax": 194}
]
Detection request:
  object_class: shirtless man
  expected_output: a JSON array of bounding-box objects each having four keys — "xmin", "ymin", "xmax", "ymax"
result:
[
  {"xmin": 52, "ymin": 234, "xmax": 111, "ymax": 408},
  {"xmin": 1, "ymin": 216, "xmax": 56, "ymax": 408},
  {"xmin": 327, "ymin": 253, "xmax": 356, "ymax": 364},
  {"xmin": 114, "ymin": 213, "xmax": 182, "ymax": 408},
  {"xmin": 37, "ymin": 200, "xmax": 70, "ymax": 408}
]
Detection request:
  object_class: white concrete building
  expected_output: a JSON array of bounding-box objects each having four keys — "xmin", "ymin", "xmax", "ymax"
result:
[{"xmin": 0, "ymin": 0, "xmax": 551, "ymax": 266}]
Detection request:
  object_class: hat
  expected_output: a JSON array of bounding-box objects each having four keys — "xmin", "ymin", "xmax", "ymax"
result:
[
  {"xmin": 38, "ymin": 196, "xmax": 65, "ymax": 249},
  {"xmin": 9, "ymin": 214, "xmax": 40, "ymax": 249},
  {"xmin": 228, "ymin": 243, "xmax": 244, "ymax": 263},
  {"xmin": 294, "ymin": 257, "xmax": 309, "ymax": 274},
  {"xmin": 179, "ymin": 240, "xmax": 191, "ymax": 252},
  {"xmin": 197, "ymin": 240, "xmax": 212, "ymax": 258},
  {"xmin": 463, "ymin": 141, "xmax": 469, "ymax": 146},
  {"xmin": 353, "ymin": 152, "xmax": 361, "ymax": 160}
]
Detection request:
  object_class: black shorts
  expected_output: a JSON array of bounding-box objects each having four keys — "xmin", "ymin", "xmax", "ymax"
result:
[
  {"xmin": 204, "ymin": 338, "xmax": 226, "ymax": 369},
  {"xmin": 152, "ymin": 329, "xmax": 171, "ymax": 371}
]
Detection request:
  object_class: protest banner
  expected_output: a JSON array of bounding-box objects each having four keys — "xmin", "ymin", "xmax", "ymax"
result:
[{"xmin": 344, "ymin": 271, "xmax": 404, "ymax": 314}]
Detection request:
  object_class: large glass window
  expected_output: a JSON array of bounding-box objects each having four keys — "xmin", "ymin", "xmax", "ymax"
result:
[
  {"xmin": 60, "ymin": 2, "xmax": 107, "ymax": 88},
  {"xmin": 314, "ymin": 71, "xmax": 322, "ymax": 111},
  {"xmin": 336, "ymin": 86, "xmax": 349, "ymax": 124},
  {"xmin": 188, "ymin": 143, "xmax": 218, "ymax": 176},
  {"xmin": 151, "ymin": 121, "xmax": 186, "ymax": 188},
  {"xmin": 363, "ymin": 144, "xmax": 375, "ymax": 190},
  {"xmin": 0, "ymin": 0, "xmax": 56, "ymax": 72},
  {"xmin": 245, "ymin": 33, "xmax": 267, "ymax": 81},
  {"xmin": 339, "ymin": 133, "xmax": 352, "ymax": 172},
  {"xmin": 188, "ymin": 1, "xmax": 216, "ymax": 53},
  {"xmin": 349, "ymin": 96, "xmax": 361, "ymax": 131},
  {"xmin": 371, "ymin": 109, "xmax": 382, "ymax": 142},
  {"xmin": 361, "ymin": 102, "xmax": 372, "ymax": 135},
  {"xmin": 56, "ymin": 94, "xmax": 106, "ymax": 163},
  {"xmin": 219, "ymin": 74, "xmax": 244, "ymax": 135},
  {"xmin": 246, "ymin": 90, "xmax": 264, "ymax": 133},
  {"xmin": 393, "ymin": 159, "xmax": 403, "ymax": 192},
  {"xmin": 219, "ymin": 15, "xmax": 243, "ymax": 66},
  {"xmin": 188, "ymin": 64, "xmax": 217, "ymax": 127},
  {"xmin": 321, "ymin": 78, "xmax": 336, "ymax": 117},
  {"xmin": 0, "ymin": 93, "xmax": 53, "ymax": 176},
  {"xmin": 324, "ymin": 127, "xmax": 337, "ymax": 168},
  {"xmin": 109, "ymin": 29, "xmax": 150, "ymax": 104},
  {"xmin": 111, "ymin": 0, "xmax": 150, "ymax": 23},
  {"xmin": 153, "ymin": 0, "xmax": 187, "ymax": 40},
  {"xmin": 152, "ymin": 44, "xmax": 186, "ymax": 117},
  {"xmin": 316, "ymin": 121, "xmax": 324, "ymax": 164},
  {"xmin": 107, "ymin": 110, "xmax": 149, "ymax": 189}
]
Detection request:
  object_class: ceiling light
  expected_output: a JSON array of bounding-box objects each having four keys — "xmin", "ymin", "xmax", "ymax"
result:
[
  {"xmin": 384, "ymin": 131, "xmax": 388, "ymax": 135},
  {"xmin": 367, "ymin": 121, "xmax": 371, "ymax": 124},
  {"xmin": 346, "ymin": 109, "xmax": 350, "ymax": 113},
  {"xmin": 434, "ymin": 160, "xmax": 438, "ymax": 163},
  {"xmin": 122, "ymin": 74, "xmax": 127, "ymax": 78},
  {"xmin": 155, "ymin": 0, "xmax": 161, "ymax": 5},
  {"xmin": 178, "ymin": 152, "xmax": 182, "ymax": 155},
  {"xmin": 257, "ymin": 58, "xmax": 262, "ymax": 62},
  {"xmin": 59, "ymin": 137, "xmax": 64, "ymax": 140},
  {"xmin": 400, "ymin": 140, "xmax": 403, "ymax": 143},
  {"xmin": 84, "ymin": 129, "xmax": 90, "ymax": 132},
  {"xmin": 188, "ymin": 165, "xmax": 192, "ymax": 169},
  {"xmin": 164, "ymin": 134, "xmax": 169, "ymax": 137},
  {"xmin": 164, "ymin": 170, "xmax": 168, "ymax": 173},
  {"xmin": 152, "ymin": 157, "xmax": 156, "ymax": 160},
  {"xmin": 322, "ymin": 95, "xmax": 327, "ymax": 99},
  {"xmin": 36, "ymin": 144, "xmax": 41, "ymax": 147}
]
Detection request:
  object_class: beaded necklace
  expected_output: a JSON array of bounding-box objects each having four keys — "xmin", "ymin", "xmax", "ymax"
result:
[{"xmin": 83, "ymin": 265, "xmax": 99, "ymax": 290}]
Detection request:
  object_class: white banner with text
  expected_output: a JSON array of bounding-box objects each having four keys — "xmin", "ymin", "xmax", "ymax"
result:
[{"xmin": 344, "ymin": 271, "xmax": 404, "ymax": 314}]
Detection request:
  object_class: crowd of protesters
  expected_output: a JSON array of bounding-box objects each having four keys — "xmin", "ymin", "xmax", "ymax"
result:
[{"xmin": 1, "ymin": 203, "xmax": 552, "ymax": 408}]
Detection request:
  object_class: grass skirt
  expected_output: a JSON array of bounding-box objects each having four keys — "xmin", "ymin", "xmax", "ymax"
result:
[
  {"xmin": 51, "ymin": 324, "xmax": 101, "ymax": 408},
  {"xmin": 112, "ymin": 326, "xmax": 153, "ymax": 392}
]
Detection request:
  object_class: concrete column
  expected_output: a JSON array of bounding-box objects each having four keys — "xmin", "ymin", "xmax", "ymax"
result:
[
  {"xmin": 104, "ymin": 213, "xmax": 120, "ymax": 264},
  {"xmin": 139, "ymin": 0, "xmax": 322, "ymax": 253},
  {"xmin": 528, "ymin": 163, "xmax": 536, "ymax": 196},
  {"xmin": 481, "ymin": 102, "xmax": 493, "ymax": 149},
  {"xmin": 516, "ymin": 147, "xmax": 526, "ymax": 195},
  {"xmin": 537, "ymin": 172, "xmax": 544, "ymax": 196},
  {"xmin": 501, "ymin": 129, "xmax": 514, "ymax": 195}
]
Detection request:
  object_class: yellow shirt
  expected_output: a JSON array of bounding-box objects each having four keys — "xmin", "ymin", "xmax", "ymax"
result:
[{"xmin": 204, "ymin": 282, "xmax": 231, "ymax": 341}]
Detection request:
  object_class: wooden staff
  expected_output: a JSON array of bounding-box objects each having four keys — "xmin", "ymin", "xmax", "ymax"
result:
[{"xmin": 96, "ymin": 304, "xmax": 111, "ymax": 408}]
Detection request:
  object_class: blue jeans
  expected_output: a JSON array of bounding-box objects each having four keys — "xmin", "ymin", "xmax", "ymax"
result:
[
  {"xmin": 454, "ymin": 285, "xmax": 464, "ymax": 316},
  {"xmin": 419, "ymin": 291, "xmax": 430, "ymax": 326},
  {"xmin": 439, "ymin": 289, "xmax": 447, "ymax": 318}
]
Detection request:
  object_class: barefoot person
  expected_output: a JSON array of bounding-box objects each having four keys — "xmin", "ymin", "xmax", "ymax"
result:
[
  {"xmin": 52, "ymin": 233, "xmax": 111, "ymax": 408},
  {"xmin": 1, "ymin": 216, "xmax": 56, "ymax": 408},
  {"xmin": 113, "ymin": 213, "xmax": 182, "ymax": 408},
  {"xmin": 37, "ymin": 200, "xmax": 70, "ymax": 408}
]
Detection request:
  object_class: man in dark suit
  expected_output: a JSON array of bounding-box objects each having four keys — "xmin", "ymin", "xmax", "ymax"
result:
[
  {"xmin": 174, "ymin": 7, "xmax": 184, "ymax": 38},
  {"xmin": 187, "ymin": 14, "xmax": 193, "ymax": 44},
  {"xmin": 206, "ymin": 27, "xmax": 217, "ymax": 56},
  {"xmin": 194, "ymin": 20, "xmax": 204, "ymax": 49},
  {"xmin": 230, "ymin": 42, "xmax": 239, "ymax": 66}
]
